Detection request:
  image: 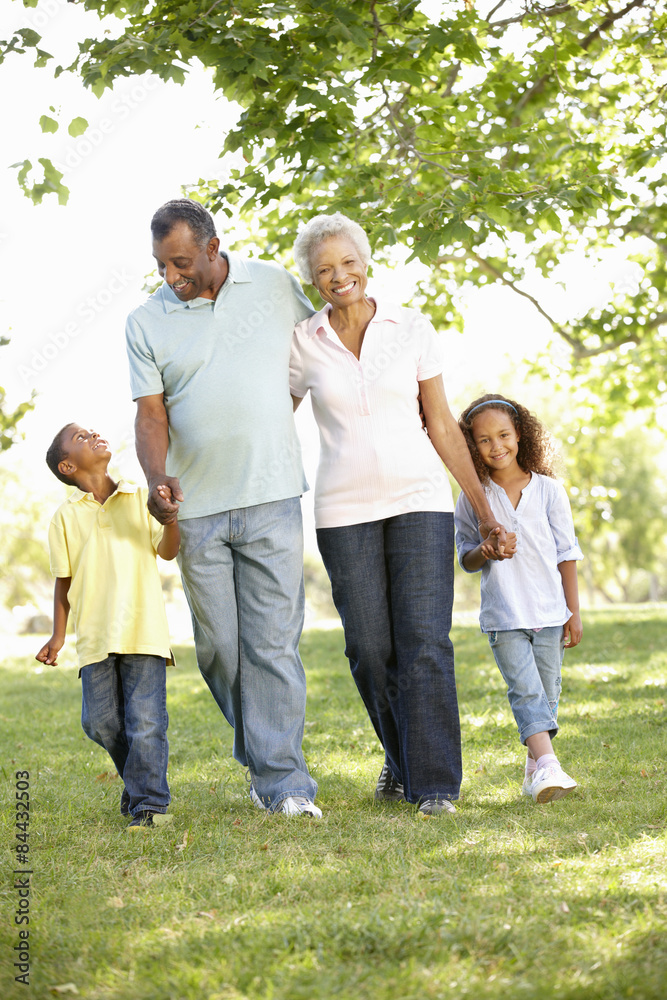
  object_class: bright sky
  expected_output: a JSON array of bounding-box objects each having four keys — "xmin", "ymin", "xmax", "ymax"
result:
[{"xmin": 0, "ymin": 0, "xmax": 644, "ymax": 549}]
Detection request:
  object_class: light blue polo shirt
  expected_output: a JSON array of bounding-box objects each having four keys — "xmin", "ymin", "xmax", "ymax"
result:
[{"xmin": 125, "ymin": 253, "xmax": 314, "ymax": 519}]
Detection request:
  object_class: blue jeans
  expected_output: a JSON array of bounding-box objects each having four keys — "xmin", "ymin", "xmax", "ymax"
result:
[
  {"xmin": 317, "ymin": 512, "xmax": 461, "ymax": 803},
  {"xmin": 177, "ymin": 497, "xmax": 317, "ymax": 811},
  {"xmin": 487, "ymin": 626, "xmax": 564, "ymax": 744},
  {"xmin": 80, "ymin": 654, "xmax": 170, "ymax": 817}
]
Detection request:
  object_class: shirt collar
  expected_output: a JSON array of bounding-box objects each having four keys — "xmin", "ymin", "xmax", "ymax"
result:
[
  {"xmin": 160, "ymin": 252, "xmax": 252, "ymax": 314},
  {"xmin": 68, "ymin": 480, "xmax": 138, "ymax": 503},
  {"xmin": 304, "ymin": 298, "xmax": 401, "ymax": 338}
]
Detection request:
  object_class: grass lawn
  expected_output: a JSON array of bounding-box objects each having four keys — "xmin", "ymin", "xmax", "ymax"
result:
[{"xmin": 1, "ymin": 605, "xmax": 666, "ymax": 999}]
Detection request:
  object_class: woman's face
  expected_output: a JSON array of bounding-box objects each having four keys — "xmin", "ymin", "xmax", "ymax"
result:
[{"xmin": 310, "ymin": 236, "xmax": 368, "ymax": 308}]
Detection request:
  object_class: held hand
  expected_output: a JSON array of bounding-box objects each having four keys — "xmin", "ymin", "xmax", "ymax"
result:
[
  {"xmin": 148, "ymin": 476, "xmax": 184, "ymax": 525},
  {"xmin": 36, "ymin": 636, "xmax": 64, "ymax": 666},
  {"xmin": 563, "ymin": 611, "xmax": 583, "ymax": 648},
  {"xmin": 481, "ymin": 530, "xmax": 517, "ymax": 561},
  {"xmin": 478, "ymin": 520, "xmax": 508, "ymax": 557}
]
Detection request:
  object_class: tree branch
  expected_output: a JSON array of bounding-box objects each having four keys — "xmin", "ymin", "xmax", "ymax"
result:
[{"xmin": 439, "ymin": 250, "xmax": 641, "ymax": 358}]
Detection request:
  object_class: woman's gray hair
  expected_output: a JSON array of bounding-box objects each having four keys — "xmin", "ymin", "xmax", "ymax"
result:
[{"xmin": 293, "ymin": 212, "xmax": 372, "ymax": 283}]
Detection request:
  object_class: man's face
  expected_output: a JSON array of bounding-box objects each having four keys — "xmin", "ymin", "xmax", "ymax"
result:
[{"xmin": 152, "ymin": 221, "xmax": 220, "ymax": 301}]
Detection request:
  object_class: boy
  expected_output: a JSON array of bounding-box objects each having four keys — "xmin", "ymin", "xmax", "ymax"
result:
[{"xmin": 36, "ymin": 423, "xmax": 180, "ymax": 830}]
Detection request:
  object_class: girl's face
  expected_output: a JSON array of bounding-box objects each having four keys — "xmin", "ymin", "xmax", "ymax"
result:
[{"xmin": 470, "ymin": 408, "xmax": 520, "ymax": 475}]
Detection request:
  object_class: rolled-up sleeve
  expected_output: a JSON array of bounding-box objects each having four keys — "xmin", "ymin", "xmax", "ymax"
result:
[{"xmin": 548, "ymin": 482, "xmax": 584, "ymax": 563}]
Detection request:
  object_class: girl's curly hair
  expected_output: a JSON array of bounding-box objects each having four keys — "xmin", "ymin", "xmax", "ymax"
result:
[{"xmin": 458, "ymin": 393, "xmax": 557, "ymax": 484}]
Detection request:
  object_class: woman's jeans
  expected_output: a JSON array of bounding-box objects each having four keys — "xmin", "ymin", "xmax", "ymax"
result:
[
  {"xmin": 80, "ymin": 653, "xmax": 170, "ymax": 817},
  {"xmin": 317, "ymin": 511, "xmax": 462, "ymax": 803},
  {"xmin": 177, "ymin": 497, "xmax": 317, "ymax": 811},
  {"xmin": 487, "ymin": 626, "xmax": 564, "ymax": 744}
]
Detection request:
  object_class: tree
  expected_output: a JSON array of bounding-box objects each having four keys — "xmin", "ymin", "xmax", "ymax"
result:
[
  {"xmin": 2, "ymin": 1, "xmax": 666, "ymax": 411},
  {"xmin": 561, "ymin": 421, "xmax": 667, "ymax": 603},
  {"xmin": 0, "ymin": 338, "xmax": 34, "ymax": 452}
]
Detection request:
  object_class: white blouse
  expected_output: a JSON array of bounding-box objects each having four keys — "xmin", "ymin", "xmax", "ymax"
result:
[{"xmin": 290, "ymin": 300, "xmax": 454, "ymax": 529}]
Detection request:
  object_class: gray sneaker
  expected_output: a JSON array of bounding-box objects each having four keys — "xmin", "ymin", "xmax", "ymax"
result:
[
  {"xmin": 418, "ymin": 798, "xmax": 457, "ymax": 816},
  {"xmin": 273, "ymin": 796, "xmax": 322, "ymax": 818},
  {"xmin": 374, "ymin": 762, "xmax": 405, "ymax": 802},
  {"xmin": 249, "ymin": 785, "xmax": 267, "ymax": 810}
]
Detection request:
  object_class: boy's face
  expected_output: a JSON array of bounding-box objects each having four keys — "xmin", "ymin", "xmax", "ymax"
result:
[{"xmin": 58, "ymin": 425, "xmax": 111, "ymax": 480}]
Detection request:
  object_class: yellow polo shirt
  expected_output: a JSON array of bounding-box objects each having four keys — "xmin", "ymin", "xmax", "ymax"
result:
[{"xmin": 48, "ymin": 481, "xmax": 173, "ymax": 670}]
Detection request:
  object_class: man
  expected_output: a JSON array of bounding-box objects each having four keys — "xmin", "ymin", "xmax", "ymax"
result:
[{"xmin": 125, "ymin": 199, "xmax": 320, "ymax": 816}]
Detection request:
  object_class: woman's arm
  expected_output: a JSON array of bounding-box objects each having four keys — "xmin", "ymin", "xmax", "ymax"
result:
[{"xmin": 419, "ymin": 375, "xmax": 508, "ymax": 550}]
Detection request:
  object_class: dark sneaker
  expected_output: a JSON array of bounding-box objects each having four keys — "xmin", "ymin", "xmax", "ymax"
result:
[
  {"xmin": 374, "ymin": 761, "xmax": 405, "ymax": 802},
  {"xmin": 120, "ymin": 788, "xmax": 130, "ymax": 817},
  {"xmin": 418, "ymin": 798, "xmax": 457, "ymax": 816},
  {"xmin": 127, "ymin": 811, "xmax": 173, "ymax": 831}
]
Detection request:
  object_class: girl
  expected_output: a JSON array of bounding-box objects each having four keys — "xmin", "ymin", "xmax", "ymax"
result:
[{"xmin": 454, "ymin": 394, "xmax": 583, "ymax": 803}]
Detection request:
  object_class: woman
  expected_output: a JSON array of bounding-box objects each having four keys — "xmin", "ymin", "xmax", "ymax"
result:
[{"xmin": 290, "ymin": 213, "xmax": 508, "ymax": 815}]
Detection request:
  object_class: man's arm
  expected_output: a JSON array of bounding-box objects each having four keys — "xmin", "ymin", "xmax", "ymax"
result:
[
  {"xmin": 35, "ymin": 577, "xmax": 71, "ymax": 665},
  {"xmin": 420, "ymin": 375, "xmax": 508, "ymax": 552},
  {"xmin": 135, "ymin": 394, "xmax": 184, "ymax": 524}
]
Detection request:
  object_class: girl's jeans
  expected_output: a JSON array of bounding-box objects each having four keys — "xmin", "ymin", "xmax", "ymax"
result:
[{"xmin": 487, "ymin": 625, "xmax": 564, "ymax": 744}]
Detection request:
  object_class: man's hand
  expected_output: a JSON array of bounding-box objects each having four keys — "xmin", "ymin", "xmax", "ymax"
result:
[
  {"xmin": 36, "ymin": 636, "xmax": 64, "ymax": 666},
  {"xmin": 481, "ymin": 530, "xmax": 516, "ymax": 561},
  {"xmin": 148, "ymin": 476, "xmax": 184, "ymax": 524},
  {"xmin": 563, "ymin": 611, "xmax": 583, "ymax": 648}
]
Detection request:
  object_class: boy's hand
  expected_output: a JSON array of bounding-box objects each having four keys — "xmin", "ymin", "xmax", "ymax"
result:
[
  {"xmin": 36, "ymin": 636, "xmax": 64, "ymax": 665},
  {"xmin": 148, "ymin": 476, "xmax": 183, "ymax": 524},
  {"xmin": 563, "ymin": 612, "xmax": 583, "ymax": 648}
]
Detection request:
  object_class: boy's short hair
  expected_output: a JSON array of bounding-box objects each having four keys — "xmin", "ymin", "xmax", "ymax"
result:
[{"xmin": 46, "ymin": 424, "xmax": 76, "ymax": 486}]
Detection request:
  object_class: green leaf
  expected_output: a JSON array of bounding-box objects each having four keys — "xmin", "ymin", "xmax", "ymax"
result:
[
  {"xmin": 68, "ymin": 116, "xmax": 89, "ymax": 137},
  {"xmin": 39, "ymin": 115, "xmax": 58, "ymax": 134}
]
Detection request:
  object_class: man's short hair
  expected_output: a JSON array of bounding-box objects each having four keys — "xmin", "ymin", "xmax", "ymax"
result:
[
  {"xmin": 46, "ymin": 423, "xmax": 76, "ymax": 486},
  {"xmin": 151, "ymin": 199, "xmax": 217, "ymax": 249}
]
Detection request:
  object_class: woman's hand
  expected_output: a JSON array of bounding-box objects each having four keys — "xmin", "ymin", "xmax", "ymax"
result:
[
  {"xmin": 480, "ymin": 529, "xmax": 516, "ymax": 561},
  {"xmin": 477, "ymin": 519, "xmax": 510, "ymax": 557}
]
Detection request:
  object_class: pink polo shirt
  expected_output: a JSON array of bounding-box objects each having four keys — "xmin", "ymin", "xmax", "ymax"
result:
[{"xmin": 290, "ymin": 301, "xmax": 454, "ymax": 529}]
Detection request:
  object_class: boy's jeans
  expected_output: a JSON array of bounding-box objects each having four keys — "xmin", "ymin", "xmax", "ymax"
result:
[
  {"xmin": 177, "ymin": 497, "xmax": 317, "ymax": 812},
  {"xmin": 487, "ymin": 626, "xmax": 564, "ymax": 744},
  {"xmin": 80, "ymin": 654, "xmax": 170, "ymax": 817}
]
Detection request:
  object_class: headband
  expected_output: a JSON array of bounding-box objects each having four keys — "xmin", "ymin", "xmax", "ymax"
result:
[{"xmin": 466, "ymin": 399, "xmax": 518, "ymax": 419}]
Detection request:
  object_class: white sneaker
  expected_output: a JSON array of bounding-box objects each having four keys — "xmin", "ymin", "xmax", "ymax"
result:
[
  {"xmin": 274, "ymin": 795, "xmax": 322, "ymax": 818},
  {"xmin": 249, "ymin": 786, "xmax": 266, "ymax": 810},
  {"xmin": 531, "ymin": 764, "xmax": 577, "ymax": 804},
  {"xmin": 522, "ymin": 772, "xmax": 535, "ymax": 797}
]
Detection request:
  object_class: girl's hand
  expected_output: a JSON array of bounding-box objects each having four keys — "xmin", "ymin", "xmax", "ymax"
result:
[
  {"xmin": 563, "ymin": 612, "xmax": 583, "ymax": 648},
  {"xmin": 36, "ymin": 636, "xmax": 64, "ymax": 666}
]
